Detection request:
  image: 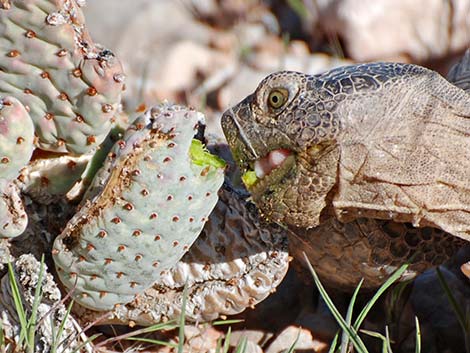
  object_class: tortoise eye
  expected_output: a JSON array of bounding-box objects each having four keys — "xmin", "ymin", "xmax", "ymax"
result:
[{"xmin": 267, "ymin": 89, "xmax": 288, "ymax": 109}]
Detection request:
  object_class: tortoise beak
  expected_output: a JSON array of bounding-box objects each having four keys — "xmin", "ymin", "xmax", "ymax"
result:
[{"xmin": 221, "ymin": 107, "xmax": 256, "ymax": 173}]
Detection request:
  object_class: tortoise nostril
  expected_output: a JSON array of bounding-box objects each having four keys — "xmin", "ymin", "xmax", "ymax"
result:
[{"xmin": 221, "ymin": 109, "xmax": 236, "ymax": 135}]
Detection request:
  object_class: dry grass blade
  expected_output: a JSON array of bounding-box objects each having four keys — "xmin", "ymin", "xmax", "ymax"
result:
[{"xmin": 415, "ymin": 317, "xmax": 421, "ymax": 353}]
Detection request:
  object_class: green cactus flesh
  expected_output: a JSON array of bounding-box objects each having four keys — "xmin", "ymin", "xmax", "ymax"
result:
[
  {"xmin": 0, "ymin": 0, "xmax": 124, "ymax": 154},
  {"xmin": 241, "ymin": 171, "xmax": 257, "ymax": 187},
  {"xmin": 190, "ymin": 139, "xmax": 226, "ymax": 168},
  {"xmin": 52, "ymin": 104, "xmax": 225, "ymax": 311}
]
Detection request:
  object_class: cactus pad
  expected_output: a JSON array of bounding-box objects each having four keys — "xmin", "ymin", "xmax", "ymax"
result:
[
  {"xmin": 0, "ymin": 96, "xmax": 34, "ymax": 238},
  {"xmin": 0, "ymin": 0, "xmax": 124, "ymax": 154},
  {"xmin": 53, "ymin": 104, "xmax": 225, "ymax": 310},
  {"xmin": 0, "ymin": 96, "xmax": 34, "ymax": 180},
  {"xmin": 74, "ymin": 185, "xmax": 289, "ymax": 325}
]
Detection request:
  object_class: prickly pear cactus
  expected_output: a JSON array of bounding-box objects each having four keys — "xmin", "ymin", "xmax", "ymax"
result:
[
  {"xmin": 53, "ymin": 104, "xmax": 226, "ymax": 311},
  {"xmin": 0, "ymin": 0, "xmax": 124, "ymax": 154},
  {"xmin": 74, "ymin": 185, "xmax": 289, "ymax": 325},
  {"xmin": 0, "ymin": 97, "xmax": 35, "ymax": 237}
]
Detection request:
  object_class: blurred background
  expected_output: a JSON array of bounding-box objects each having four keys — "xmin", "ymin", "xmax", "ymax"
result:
[{"xmin": 82, "ymin": 0, "xmax": 470, "ymax": 137}]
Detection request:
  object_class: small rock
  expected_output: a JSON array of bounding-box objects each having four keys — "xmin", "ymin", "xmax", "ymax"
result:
[
  {"xmin": 230, "ymin": 329, "xmax": 273, "ymax": 347},
  {"xmin": 266, "ymin": 326, "xmax": 327, "ymax": 353},
  {"xmin": 460, "ymin": 261, "xmax": 470, "ymax": 278},
  {"xmin": 185, "ymin": 324, "xmax": 222, "ymax": 352},
  {"xmin": 244, "ymin": 340, "xmax": 264, "ymax": 353},
  {"xmin": 410, "ymin": 266, "xmax": 470, "ymax": 352},
  {"xmin": 315, "ymin": 0, "xmax": 470, "ymax": 62},
  {"xmin": 152, "ymin": 41, "xmax": 233, "ymax": 101}
]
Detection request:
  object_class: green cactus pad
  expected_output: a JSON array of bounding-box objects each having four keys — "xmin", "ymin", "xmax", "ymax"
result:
[
  {"xmin": 52, "ymin": 104, "xmax": 225, "ymax": 311},
  {"xmin": 0, "ymin": 97, "xmax": 35, "ymax": 180},
  {"xmin": 0, "ymin": 0, "xmax": 124, "ymax": 154}
]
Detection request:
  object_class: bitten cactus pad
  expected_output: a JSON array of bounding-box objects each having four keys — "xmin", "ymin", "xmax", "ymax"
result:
[
  {"xmin": 53, "ymin": 104, "xmax": 225, "ymax": 311},
  {"xmin": 0, "ymin": 0, "xmax": 124, "ymax": 154}
]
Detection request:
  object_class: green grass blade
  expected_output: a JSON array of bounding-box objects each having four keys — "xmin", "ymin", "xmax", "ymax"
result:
[
  {"xmin": 177, "ymin": 282, "xmax": 188, "ymax": 353},
  {"xmin": 135, "ymin": 321, "xmax": 178, "ymax": 335},
  {"xmin": 92, "ymin": 320, "xmax": 178, "ymax": 349},
  {"xmin": 303, "ymin": 253, "xmax": 369, "ymax": 353},
  {"xmin": 215, "ymin": 336, "xmax": 223, "ymax": 353},
  {"xmin": 385, "ymin": 326, "xmax": 393, "ymax": 353},
  {"xmin": 360, "ymin": 330, "xmax": 388, "ymax": 353},
  {"xmin": 26, "ymin": 255, "xmax": 45, "ymax": 352},
  {"xmin": 125, "ymin": 337, "xmax": 178, "ymax": 347},
  {"xmin": 414, "ymin": 317, "xmax": 421, "ymax": 353},
  {"xmin": 286, "ymin": 328, "xmax": 301, "ymax": 353},
  {"xmin": 234, "ymin": 336, "xmax": 247, "ymax": 353},
  {"xmin": 0, "ymin": 320, "xmax": 5, "ymax": 349},
  {"xmin": 437, "ymin": 270, "xmax": 470, "ymax": 353},
  {"xmin": 51, "ymin": 299, "xmax": 74, "ymax": 353},
  {"xmin": 287, "ymin": 0, "xmax": 309, "ymax": 19},
  {"xmin": 50, "ymin": 314, "xmax": 56, "ymax": 349},
  {"xmin": 385, "ymin": 279, "xmax": 412, "ymax": 321},
  {"xmin": 70, "ymin": 333, "xmax": 101, "ymax": 353},
  {"xmin": 341, "ymin": 279, "xmax": 363, "ymax": 353},
  {"xmin": 354, "ymin": 263, "xmax": 409, "ymax": 330},
  {"xmin": 7, "ymin": 262, "xmax": 27, "ymax": 346},
  {"xmin": 223, "ymin": 327, "xmax": 232, "ymax": 353},
  {"xmin": 212, "ymin": 319, "xmax": 244, "ymax": 326},
  {"xmin": 328, "ymin": 332, "xmax": 339, "ymax": 353},
  {"xmin": 436, "ymin": 267, "xmax": 467, "ymax": 330}
]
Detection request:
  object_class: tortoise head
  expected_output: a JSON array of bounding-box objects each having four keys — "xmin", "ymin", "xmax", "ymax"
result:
[{"xmin": 221, "ymin": 71, "xmax": 341, "ymax": 228}]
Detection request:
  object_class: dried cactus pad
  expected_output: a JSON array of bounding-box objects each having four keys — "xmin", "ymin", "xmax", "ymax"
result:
[
  {"xmin": 0, "ymin": 180, "xmax": 27, "ymax": 238},
  {"xmin": 53, "ymin": 104, "xmax": 226, "ymax": 311},
  {"xmin": 0, "ymin": 0, "xmax": 124, "ymax": 154}
]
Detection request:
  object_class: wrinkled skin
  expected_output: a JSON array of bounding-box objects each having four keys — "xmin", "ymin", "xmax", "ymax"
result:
[{"xmin": 222, "ymin": 62, "xmax": 470, "ymax": 289}]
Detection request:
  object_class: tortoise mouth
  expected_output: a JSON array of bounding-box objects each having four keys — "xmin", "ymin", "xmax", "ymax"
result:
[
  {"xmin": 254, "ymin": 148, "xmax": 292, "ymax": 178},
  {"xmin": 242, "ymin": 149, "xmax": 296, "ymax": 195}
]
